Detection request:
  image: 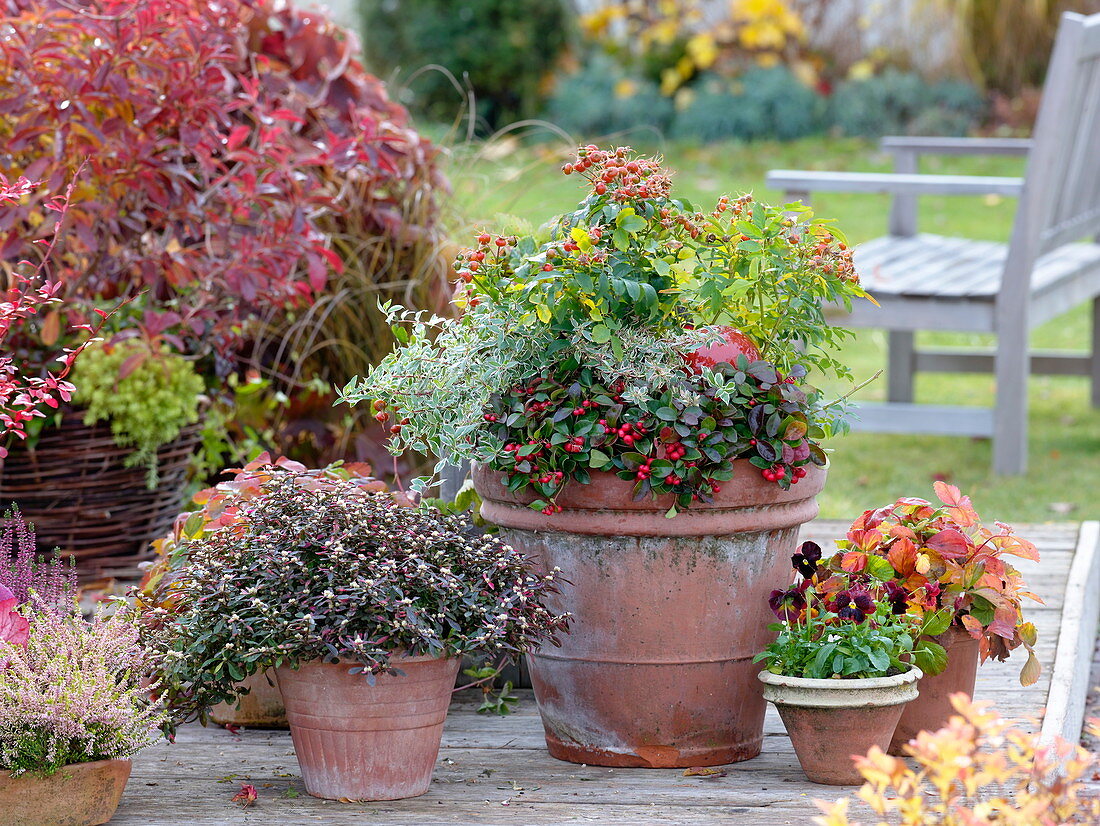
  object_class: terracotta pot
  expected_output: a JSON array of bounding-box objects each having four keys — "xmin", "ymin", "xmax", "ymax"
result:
[
  {"xmin": 0, "ymin": 758, "xmax": 132, "ymax": 826},
  {"xmin": 276, "ymin": 654, "xmax": 460, "ymax": 800},
  {"xmin": 209, "ymin": 670, "xmax": 287, "ymax": 728},
  {"xmin": 474, "ymin": 461, "xmax": 826, "ymax": 768},
  {"xmin": 889, "ymin": 624, "xmax": 979, "ymax": 754},
  {"xmin": 760, "ymin": 667, "xmax": 922, "ymax": 785}
]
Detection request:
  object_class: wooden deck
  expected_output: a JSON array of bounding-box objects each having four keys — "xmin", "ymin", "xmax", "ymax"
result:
[{"xmin": 113, "ymin": 521, "xmax": 1099, "ymax": 825}]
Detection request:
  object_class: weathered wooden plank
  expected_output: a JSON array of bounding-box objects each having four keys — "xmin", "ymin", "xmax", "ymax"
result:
[
  {"xmin": 1040, "ymin": 521, "xmax": 1100, "ymax": 744},
  {"xmin": 914, "ymin": 349, "xmax": 1092, "ymax": 376},
  {"xmin": 848, "ymin": 402, "xmax": 994, "ymax": 437},
  {"xmin": 880, "ymin": 136, "xmax": 1032, "ymax": 156},
  {"xmin": 765, "ymin": 170, "xmax": 1024, "ymax": 197}
]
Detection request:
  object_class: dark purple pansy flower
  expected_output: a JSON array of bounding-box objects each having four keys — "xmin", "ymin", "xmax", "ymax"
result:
[
  {"xmin": 791, "ymin": 541, "xmax": 822, "ymax": 580},
  {"xmin": 768, "ymin": 587, "xmax": 807, "ymax": 622},
  {"xmin": 883, "ymin": 581, "xmax": 909, "ymax": 615},
  {"xmin": 834, "ymin": 589, "xmax": 875, "ymax": 623}
]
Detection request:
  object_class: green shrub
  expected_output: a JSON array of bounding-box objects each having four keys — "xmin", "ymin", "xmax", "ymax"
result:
[
  {"xmin": 359, "ymin": 0, "xmax": 573, "ymax": 131},
  {"xmin": 671, "ymin": 68, "xmax": 827, "ymax": 143},
  {"xmin": 829, "ymin": 70, "xmax": 986, "ymax": 138},
  {"xmin": 73, "ymin": 342, "xmax": 203, "ymax": 486},
  {"xmin": 542, "ymin": 54, "xmax": 675, "ymax": 140}
]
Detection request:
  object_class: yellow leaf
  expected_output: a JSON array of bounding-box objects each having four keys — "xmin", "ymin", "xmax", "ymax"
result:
[
  {"xmin": 536, "ymin": 303, "xmax": 551, "ymax": 324},
  {"xmin": 40, "ymin": 309, "xmax": 61, "ymax": 346}
]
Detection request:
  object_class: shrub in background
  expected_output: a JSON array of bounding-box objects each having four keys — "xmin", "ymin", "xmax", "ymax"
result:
[
  {"xmin": 672, "ymin": 68, "xmax": 827, "ymax": 143},
  {"xmin": 243, "ymin": 2, "xmax": 452, "ymax": 468},
  {"xmin": 359, "ymin": 0, "xmax": 574, "ymax": 131},
  {"xmin": 829, "ymin": 69, "xmax": 986, "ymax": 138},
  {"xmin": 815, "ymin": 695, "xmax": 1100, "ymax": 825},
  {"xmin": 542, "ymin": 54, "xmax": 675, "ymax": 141}
]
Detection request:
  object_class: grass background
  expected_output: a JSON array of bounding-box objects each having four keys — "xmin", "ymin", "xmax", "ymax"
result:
[{"xmin": 439, "ymin": 135, "xmax": 1099, "ymax": 523}]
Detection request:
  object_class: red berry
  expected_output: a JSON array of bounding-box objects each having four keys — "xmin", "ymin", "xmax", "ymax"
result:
[
  {"xmin": 373, "ymin": 411, "xmax": 389, "ymax": 423},
  {"xmin": 595, "ymin": 183, "xmax": 607, "ymax": 195},
  {"xmin": 389, "ymin": 424, "xmax": 402, "ymax": 434},
  {"xmin": 711, "ymin": 483, "xmax": 721, "ymax": 493},
  {"xmin": 562, "ymin": 164, "xmax": 574, "ymax": 175},
  {"xmin": 622, "ymin": 434, "xmax": 635, "ymax": 445},
  {"xmin": 542, "ymin": 263, "xmax": 554, "ymax": 272},
  {"xmin": 477, "ymin": 233, "xmax": 490, "ymax": 245}
]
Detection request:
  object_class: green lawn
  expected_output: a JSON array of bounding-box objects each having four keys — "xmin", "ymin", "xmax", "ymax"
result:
[{"xmin": 440, "ymin": 135, "xmax": 1100, "ymax": 524}]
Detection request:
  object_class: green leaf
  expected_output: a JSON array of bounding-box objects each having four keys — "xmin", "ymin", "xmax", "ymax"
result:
[
  {"xmin": 612, "ymin": 228, "xmax": 630, "ymax": 251},
  {"xmin": 590, "ymin": 323, "xmax": 611, "ymax": 344},
  {"xmin": 864, "ymin": 554, "xmax": 895, "ymax": 582},
  {"xmin": 922, "ymin": 608, "xmax": 955, "ymax": 637},
  {"xmin": 588, "ymin": 449, "xmax": 611, "ymax": 468},
  {"xmin": 655, "ymin": 406, "xmax": 678, "ymax": 421},
  {"xmin": 912, "ymin": 640, "xmax": 948, "ymax": 677}
]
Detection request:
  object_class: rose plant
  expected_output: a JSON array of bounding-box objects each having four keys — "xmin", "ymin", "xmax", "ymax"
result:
[
  {"xmin": 340, "ymin": 145, "xmax": 870, "ymax": 515},
  {"xmin": 139, "ymin": 464, "xmax": 569, "ymax": 721},
  {"xmin": 831, "ymin": 482, "xmax": 1042, "ymax": 685}
]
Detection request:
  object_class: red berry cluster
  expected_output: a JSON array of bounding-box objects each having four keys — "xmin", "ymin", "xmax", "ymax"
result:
[{"xmin": 562, "ymin": 145, "xmax": 672, "ymax": 203}]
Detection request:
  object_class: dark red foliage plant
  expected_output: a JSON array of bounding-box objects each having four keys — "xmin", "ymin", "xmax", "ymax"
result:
[{"xmin": 0, "ymin": 0, "xmax": 447, "ymax": 376}]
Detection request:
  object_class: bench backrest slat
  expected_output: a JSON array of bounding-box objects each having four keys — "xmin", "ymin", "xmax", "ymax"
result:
[{"xmin": 1010, "ymin": 12, "xmax": 1100, "ymax": 277}]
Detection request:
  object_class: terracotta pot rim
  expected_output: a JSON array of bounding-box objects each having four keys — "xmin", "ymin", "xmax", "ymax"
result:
[
  {"xmin": 277, "ymin": 652, "xmax": 457, "ymax": 672},
  {"xmin": 759, "ymin": 665, "xmax": 923, "ymax": 692}
]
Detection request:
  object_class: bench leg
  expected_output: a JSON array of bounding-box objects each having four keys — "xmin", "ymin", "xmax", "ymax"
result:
[
  {"xmin": 1092, "ymin": 296, "xmax": 1100, "ymax": 408},
  {"xmin": 887, "ymin": 331, "xmax": 916, "ymax": 403},
  {"xmin": 993, "ymin": 330, "xmax": 1029, "ymax": 475}
]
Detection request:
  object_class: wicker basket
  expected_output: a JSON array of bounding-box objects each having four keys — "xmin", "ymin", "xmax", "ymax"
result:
[{"xmin": 0, "ymin": 415, "xmax": 201, "ymax": 581}]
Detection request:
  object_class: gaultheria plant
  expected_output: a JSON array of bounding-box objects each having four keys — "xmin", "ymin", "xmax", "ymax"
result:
[{"xmin": 0, "ymin": 607, "xmax": 166, "ymax": 777}]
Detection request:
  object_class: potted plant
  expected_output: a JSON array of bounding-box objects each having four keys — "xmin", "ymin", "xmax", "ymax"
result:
[
  {"xmin": 140, "ymin": 463, "xmax": 568, "ymax": 801},
  {"xmin": 137, "ymin": 452, "xmax": 404, "ymax": 729},
  {"xmin": 340, "ymin": 145, "xmax": 870, "ymax": 766},
  {"xmin": 829, "ymin": 482, "xmax": 1041, "ymax": 754},
  {"xmin": 756, "ymin": 542, "xmax": 924, "ymax": 785},
  {"xmin": 0, "ymin": 510, "xmax": 166, "ymax": 826}
]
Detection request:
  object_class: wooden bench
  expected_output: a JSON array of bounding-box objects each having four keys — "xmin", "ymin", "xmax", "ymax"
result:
[{"xmin": 767, "ymin": 11, "xmax": 1100, "ymax": 474}]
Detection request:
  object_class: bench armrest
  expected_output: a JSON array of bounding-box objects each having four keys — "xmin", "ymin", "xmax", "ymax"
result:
[
  {"xmin": 765, "ymin": 170, "xmax": 1024, "ymax": 197},
  {"xmin": 880, "ymin": 136, "xmax": 1033, "ymax": 156}
]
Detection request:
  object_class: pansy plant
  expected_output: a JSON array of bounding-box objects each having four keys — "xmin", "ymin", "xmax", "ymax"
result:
[{"xmin": 756, "ymin": 541, "xmax": 947, "ymax": 680}]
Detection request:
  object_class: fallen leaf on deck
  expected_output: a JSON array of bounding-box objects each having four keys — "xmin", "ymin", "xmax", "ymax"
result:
[
  {"xmin": 232, "ymin": 783, "xmax": 257, "ymax": 807},
  {"xmin": 683, "ymin": 766, "xmax": 727, "ymax": 778}
]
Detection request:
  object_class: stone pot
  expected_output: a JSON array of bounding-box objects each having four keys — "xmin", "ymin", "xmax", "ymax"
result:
[
  {"xmin": 889, "ymin": 624, "xmax": 979, "ymax": 754},
  {"xmin": 276, "ymin": 654, "xmax": 460, "ymax": 801},
  {"xmin": 0, "ymin": 758, "xmax": 132, "ymax": 826},
  {"xmin": 760, "ymin": 666, "xmax": 922, "ymax": 785},
  {"xmin": 474, "ymin": 460, "xmax": 826, "ymax": 768},
  {"xmin": 209, "ymin": 669, "xmax": 287, "ymax": 728}
]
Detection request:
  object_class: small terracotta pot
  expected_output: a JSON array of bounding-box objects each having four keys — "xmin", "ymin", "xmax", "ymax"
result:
[
  {"xmin": 475, "ymin": 461, "xmax": 826, "ymax": 768},
  {"xmin": 0, "ymin": 758, "xmax": 132, "ymax": 826},
  {"xmin": 890, "ymin": 624, "xmax": 979, "ymax": 754},
  {"xmin": 276, "ymin": 654, "xmax": 460, "ymax": 801},
  {"xmin": 760, "ymin": 667, "xmax": 922, "ymax": 785},
  {"xmin": 209, "ymin": 669, "xmax": 287, "ymax": 728}
]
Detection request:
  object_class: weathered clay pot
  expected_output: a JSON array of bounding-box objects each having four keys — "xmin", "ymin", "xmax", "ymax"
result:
[
  {"xmin": 889, "ymin": 624, "xmax": 979, "ymax": 754},
  {"xmin": 0, "ymin": 758, "xmax": 132, "ymax": 826},
  {"xmin": 760, "ymin": 667, "xmax": 922, "ymax": 785},
  {"xmin": 276, "ymin": 654, "xmax": 460, "ymax": 801},
  {"xmin": 475, "ymin": 461, "xmax": 826, "ymax": 768},
  {"xmin": 209, "ymin": 669, "xmax": 288, "ymax": 728}
]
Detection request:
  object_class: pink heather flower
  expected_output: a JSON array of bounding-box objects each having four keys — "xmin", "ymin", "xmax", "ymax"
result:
[
  {"xmin": 0, "ymin": 607, "xmax": 166, "ymax": 776},
  {"xmin": 0, "ymin": 508, "xmax": 76, "ymax": 609}
]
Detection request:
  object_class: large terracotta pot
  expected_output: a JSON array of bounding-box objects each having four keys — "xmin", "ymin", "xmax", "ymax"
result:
[
  {"xmin": 760, "ymin": 667, "xmax": 922, "ymax": 785},
  {"xmin": 276, "ymin": 654, "xmax": 460, "ymax": 800},
  {"xmin": 0, "ymin": 758, "xmax": 131, "ymax": 826},
  {"xmin": 210, "ymin": 670, "xmax": 287, "ymax": 728},
  {"xmin": 475, "ymin": 461, "xmax": 826, "ymax": 768},
  {"xmin": 889, "ymin": 624, "xmax": 979, "ymax": 754}
]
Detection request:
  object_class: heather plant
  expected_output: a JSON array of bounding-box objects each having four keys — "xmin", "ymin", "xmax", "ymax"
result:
[
  {"xmin": 815, "ymin": 695, "xmax": 1100, "ymax": 825},
  {"xmin": 0, "ymin": 507, "xmax": 75, "ymax": 609},
  {"xmin": 832, "ymin": 482, "xmax": 1043, "ymax": 685},
  {"xmin": 0, "ymin": 607, "xmax": 166, "ymax": 777},
  {"xmin": 341, "ymin": 146, "xmax": 869, "ymax": 514},
  {"xmin": 139, "ymin": 466, "xmax": 569, "ymax": 720}
]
